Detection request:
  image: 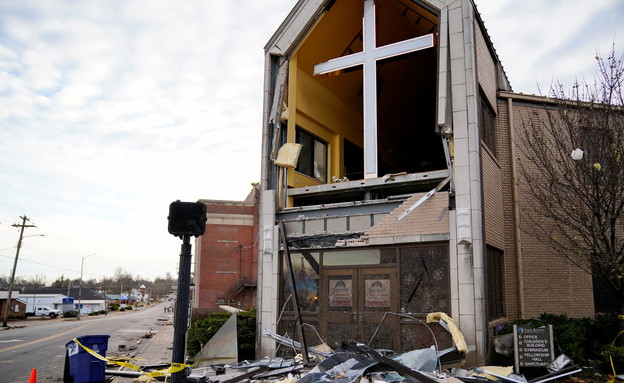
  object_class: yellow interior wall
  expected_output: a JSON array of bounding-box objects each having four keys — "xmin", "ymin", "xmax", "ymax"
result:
[{"xmin": 286, "ymin": 55, "xmax": 363, "ymax": 191}]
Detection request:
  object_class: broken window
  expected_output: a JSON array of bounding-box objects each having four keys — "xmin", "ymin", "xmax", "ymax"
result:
[
  {"xmin": 295, "ymin": 127, "xmax": 327, "ymax": 183},
  {"xmin": 290, "ymin": 0, "xmax": 443, "ymax": 184},
  {"xmin": 281, "ymin": 251, "xmax": 320, "ymax": 313},
  {"xmin": 486, "ymin": 245, "xmax": 505, "ymax": 320},
  {"xmin": 399, "ymin": 244, "xmax": 449, "ymax": 313}
]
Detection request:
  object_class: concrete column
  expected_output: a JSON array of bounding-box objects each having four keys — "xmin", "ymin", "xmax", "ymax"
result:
[{"xmin": 257, "ymin": 190, "xmax": 279, "ymax": 357}]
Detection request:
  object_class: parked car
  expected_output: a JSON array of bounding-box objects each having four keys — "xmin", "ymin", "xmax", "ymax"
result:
[{"xmin": 25, "ymin": 306, "xmax": 62, "ymax": 318}]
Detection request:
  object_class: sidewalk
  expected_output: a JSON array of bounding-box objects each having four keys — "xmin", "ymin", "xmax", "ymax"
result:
[
  {"xmin": 133, "ymin": 318, "xmax": 175, "ymax": 365},
  {"xmin": 108, "ymin": 315, "xmax": 175, "ymax": 381}
]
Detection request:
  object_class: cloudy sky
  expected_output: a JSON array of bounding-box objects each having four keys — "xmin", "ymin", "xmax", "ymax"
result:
[{"xmin": 1, "ymin": 0, "xmax": 622, "ymax": 285}]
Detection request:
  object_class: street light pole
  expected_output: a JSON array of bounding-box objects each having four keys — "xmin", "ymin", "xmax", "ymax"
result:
[
  {"xmin": 2, "ymin": 216, "xmax": 36, "ymax": 327},
  {"xmin": 77, "ymin": 253, "xmax": 94, "ymax": 320}
]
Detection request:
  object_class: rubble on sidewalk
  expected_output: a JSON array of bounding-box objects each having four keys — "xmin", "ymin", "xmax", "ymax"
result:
[
  {"xmin": 173, "ymin": 313, "xmax": 582, "ymax": 383},
  {"xmin": 105, "ymin": 312, "xmax": 583, "ymax": 383},
  {"xmin": 175, "ymin": 343, "xmax": 581, "ymax": 383}
]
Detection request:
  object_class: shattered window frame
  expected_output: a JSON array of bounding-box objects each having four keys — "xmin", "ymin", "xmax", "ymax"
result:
[
  {"xmin": 398, "ymin": 244, "xmax": 450, "ymax": 314},
  {"xmin": 281, "ymin": 251, "xmax": 321, "ymax": 313}
]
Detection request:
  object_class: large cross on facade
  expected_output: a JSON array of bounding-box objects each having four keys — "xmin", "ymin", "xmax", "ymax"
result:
[{"xmin": 314, "ymin": 0, "xmax": 434, "ymax": 179}]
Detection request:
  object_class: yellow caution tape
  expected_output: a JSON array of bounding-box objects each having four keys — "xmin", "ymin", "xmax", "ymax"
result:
[
  {"xmin": 72, "ymin": 338, "xmax": 191, "ymax": 379},
  {"xmin": 607, "ymin": 329, "xmax": 624, "ymax": 383}
]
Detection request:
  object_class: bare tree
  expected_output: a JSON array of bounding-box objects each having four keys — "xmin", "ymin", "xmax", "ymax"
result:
[
  {"xmin": 23, "ymin": 274, "xmax": 47, "ymax": 290},
  {"xmin": 518, "ymin": 46, "xmax": 624, "ymax": 316},
  {"xmin": 50, "ymin": 275, "xmax": 68, "ymax": 288},
  {"xmin": 152, "ymin": 274, "xmax": 176, "ymax": 300},
  {"xmin": 113, "ymin": 267, "xmax": 133, "ymax": 294}
]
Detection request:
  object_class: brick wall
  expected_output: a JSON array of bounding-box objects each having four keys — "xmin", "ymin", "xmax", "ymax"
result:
[
  {"xmin": 495, "ymin": 99, "xmax": 521, "ymax": 320},
  {"xmin": 475, "ymin": 20, "xmax": 497, "ymax": 108},
  {"xmin": 495, "ymin": 96, "xmax": 595, "ymax": 320},
  {"xmin": 194, "ymin": 190, "xmax": 259, "ymax": 314},
  {"xmin": 482, "ymin": 147, "xmax": 505, "ymax": 250}
]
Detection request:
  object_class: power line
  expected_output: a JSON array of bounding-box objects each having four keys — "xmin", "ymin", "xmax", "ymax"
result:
[
  {"xmin": 0, "ymin": 251, "xmax": 172, "ymax": 281},
  {"xmin": 0, "ymin": 253, "xmax": 79, "ymax": 274}
]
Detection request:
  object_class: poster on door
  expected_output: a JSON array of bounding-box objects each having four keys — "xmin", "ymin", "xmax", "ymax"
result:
[
  {"xmin": 365, "ymin": 279, "xmax": 390, "ymax": 307},
  {"xmin": 329, "ymin": 279, "xmax": 352, "ymax": 307}
]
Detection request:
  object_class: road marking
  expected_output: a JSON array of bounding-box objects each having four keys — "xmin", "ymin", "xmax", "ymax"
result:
[
  {"xmin": 0, "ymin": 322, "xmax": 94, "ymax": 353},
  {"xmin": 0, "ymin": 340, "xmax": 22, "ymax": 343}
]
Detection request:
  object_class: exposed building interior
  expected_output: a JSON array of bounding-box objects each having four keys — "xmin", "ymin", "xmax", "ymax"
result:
[{"xmin": 279, "ymin": 0, "xmax": 446, "ymax": 207}]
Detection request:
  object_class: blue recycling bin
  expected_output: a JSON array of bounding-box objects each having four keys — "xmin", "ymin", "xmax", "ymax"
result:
[{"xmin": 64, "ymin": 335, "xmax": 110, "ymax": 383}]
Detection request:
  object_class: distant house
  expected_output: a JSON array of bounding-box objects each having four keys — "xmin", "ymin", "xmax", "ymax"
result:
[
  {"xmin": 25, "ymin": 288, "xmax": 106, "ymax": 314},
  {"xmin": 127, "ymin": 285, "xmax": 149, "ymax": 304},
  {"xmin": 137, "ymin": 284, "xmax": 149, "ymax": 302},
  {"xmin": 106, "ymin": 294, "xmax": 136, "ymax": 308},
  {"xmin": 0, "ymin": 291, "xmax": 27, "ymax": 318}
]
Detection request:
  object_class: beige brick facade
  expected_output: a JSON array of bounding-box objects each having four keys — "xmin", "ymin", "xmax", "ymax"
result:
[
  {"xmin": 475, "ymin": 21, "xmax": 497, "ymax": 108},
  {"xmin": 493, "ymin": 94, "xmax": 596, "ymax": 320},
  {"xmin": 482, "ymin": 148, "xmax": 505, "ymax": 251}
]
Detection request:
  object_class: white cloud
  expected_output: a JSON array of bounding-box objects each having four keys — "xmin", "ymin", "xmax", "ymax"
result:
[{"xmin": 0, "ymin": 0, "xmax": 295, "ymax": 282}]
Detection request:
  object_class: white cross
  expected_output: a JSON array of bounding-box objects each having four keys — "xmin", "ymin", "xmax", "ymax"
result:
[{"xmin": 314, "ymin": 0, "xmax": 434, "ymax": 179}]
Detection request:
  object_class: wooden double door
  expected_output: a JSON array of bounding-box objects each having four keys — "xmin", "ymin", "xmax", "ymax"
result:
[{"xmin": 320, "ymin": 266, "xmax": 398, "ymax": 350}]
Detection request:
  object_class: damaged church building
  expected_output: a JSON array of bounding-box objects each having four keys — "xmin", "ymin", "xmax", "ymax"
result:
[{"xmin": 256, "ymin": 0, "xmax": 595, "ymax": 367}]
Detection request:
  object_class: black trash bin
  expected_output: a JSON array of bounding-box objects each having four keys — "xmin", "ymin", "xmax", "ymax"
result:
[{"xmin": 64, "ymin": 335, "xmax": 110, "ymax": 383}]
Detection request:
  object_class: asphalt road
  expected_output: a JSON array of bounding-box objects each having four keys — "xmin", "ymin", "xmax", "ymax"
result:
[{"xmin": 0, "ymin": 303, "xmax": 172, "ymax": 383}]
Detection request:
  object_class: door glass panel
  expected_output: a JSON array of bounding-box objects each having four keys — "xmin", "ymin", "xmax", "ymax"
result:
[
  {"xmin": 282, "ymin": 252, "xmax": 320, "ymax": 312},
  {"xmin": 328, "ymin": 275, "xmax": 352, "ymax": 311},
  {"xmin": 364, "ymin": 274, "xmax": 390, "ymax": 310}
]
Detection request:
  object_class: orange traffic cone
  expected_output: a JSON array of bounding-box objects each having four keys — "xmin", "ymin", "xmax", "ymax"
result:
[{"xmin": 28, "ymin": 368, "xmax": 36, "ymax": 383}]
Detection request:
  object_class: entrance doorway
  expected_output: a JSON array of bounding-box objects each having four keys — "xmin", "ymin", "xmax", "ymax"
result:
[
  {"xmin": 321, "ymin": 266, "xmax": 398, "ymax": 350},
  {"xmin": 277, "ymin": 245, "xmax": 449, "ymax": 353}
]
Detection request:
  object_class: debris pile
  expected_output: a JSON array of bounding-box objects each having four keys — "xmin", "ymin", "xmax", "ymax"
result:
[
  {"xmin": 173, "ymin": 314, "xmax": 581, "ymax": 383},
  {"xmin": 177, "ymin": 338, "xmax": 580, "ymax": 383},
  {"xmin": 103, "ymin": 312, "xmax": 582, "ymax": 382}
]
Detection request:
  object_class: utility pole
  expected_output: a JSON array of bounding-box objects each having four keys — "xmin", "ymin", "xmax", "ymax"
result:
[
  {"xmin": 2, "ymin": 215, "xmax": 36, "ymax": 327},
  {"xmin": 77, "ymin": 254, "xmax": 94, "ymax": 320}
]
